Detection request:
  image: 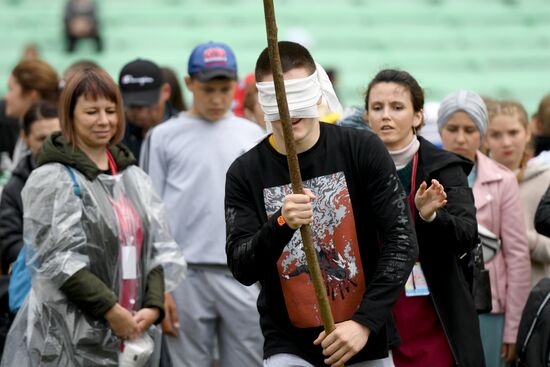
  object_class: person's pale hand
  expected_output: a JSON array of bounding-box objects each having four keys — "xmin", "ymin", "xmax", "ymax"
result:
[
  {"xmin": 105, "ymin": 303, "xmax": 140, "ymax": 340},
  {"xmin": 281, "ymin": 188, "xmax": 316, "ymax": 229},
  {"xmin": 414, "ymin": 179, "xmax": 447, "ymax": 219},
  {"xmin": 134, "ymin": 307, "xmax": 160, "ymax": 335},
  {"xmin": 501, "ymin": 342, "xmax": 517, "ymax": 363},
  {"xmin": 161, "ymin": 293, "xmax": 179, "ymax": 336},
  {"xmin": 313, "ymin": 320, "xmax": 370, "ymax": 367}
]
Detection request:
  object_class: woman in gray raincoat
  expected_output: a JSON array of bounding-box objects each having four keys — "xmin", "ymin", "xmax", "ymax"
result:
[{"xmin": 1, "ymin": 67, "xmax": 186, "ymax": 366}]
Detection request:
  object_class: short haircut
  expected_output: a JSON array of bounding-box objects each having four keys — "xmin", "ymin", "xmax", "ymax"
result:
[
  {"xmin": 22, "ymin": 101, "xmax": 59, "ymax": 135},
  {"xmin": 59, "ymin": 67, "xmax": 125, "ymax": 146},
  {"xmin": 11, "ymin": 59, "xmax": 60, "ymax": 103},
  {"xmin": 255, "ymin": 41, "xmax": 316, "ymax": 82}
]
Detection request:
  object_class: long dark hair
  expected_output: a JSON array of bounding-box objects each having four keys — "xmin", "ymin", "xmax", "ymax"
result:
[
  {"xmin": 162, "ymin": 67, "xmax": 186, "ymax": 111},
  {"xmin": 364, "ymin": 69, "xmax": 425, "ymax": 130}
]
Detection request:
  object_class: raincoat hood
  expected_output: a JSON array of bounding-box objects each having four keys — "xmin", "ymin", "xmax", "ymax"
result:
[
  {"xmin": 524, "ymin": 158, "xmax": 550, "ymax": 182},
  {"xmin": 37, "ymin": 131, "xmax": 136, "ymax": 180}
]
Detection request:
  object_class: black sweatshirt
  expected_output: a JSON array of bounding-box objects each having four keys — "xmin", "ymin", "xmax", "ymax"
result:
[
  {"xmin": 535, "ymin": 184, "xmax": 550, "ymax": 237},
  {"xmin": 225, "ymin": 123, "xmax": 418, "ymax": 365}
]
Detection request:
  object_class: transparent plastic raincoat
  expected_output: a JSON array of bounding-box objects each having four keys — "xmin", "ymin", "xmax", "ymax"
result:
[{"xmin": 1, "ymin": 162, "xmax": 186, "ymax": 366}]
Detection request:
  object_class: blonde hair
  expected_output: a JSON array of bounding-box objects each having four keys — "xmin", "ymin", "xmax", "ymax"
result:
[{"xmin": 487, "ymin": 99, "xmax": 531, "ymax": 183}]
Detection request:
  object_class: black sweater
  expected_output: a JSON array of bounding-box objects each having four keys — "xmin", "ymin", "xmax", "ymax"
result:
[
  {"xmin": 535, "ymin": 184, "xmax": 550, "ymax": 237},
  {"xmin": 225, "ymin": 123, "xmax": 418, "ymax": 365}
]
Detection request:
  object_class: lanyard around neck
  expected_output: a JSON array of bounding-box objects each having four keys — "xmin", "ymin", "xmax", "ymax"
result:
[{"xmin": 105, "ymin": 150, "xmax": 118, "ymax": 175}]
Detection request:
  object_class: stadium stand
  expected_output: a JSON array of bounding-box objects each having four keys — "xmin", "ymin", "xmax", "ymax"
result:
[{"xmin": 1, "ymin": 0, "xmax": 550, "ymax": 111}]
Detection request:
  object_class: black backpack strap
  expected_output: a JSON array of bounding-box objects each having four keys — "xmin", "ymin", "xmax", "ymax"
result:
[{"xmin": 521, "ymin": 290, "xmax": 550, "ymax": 354}]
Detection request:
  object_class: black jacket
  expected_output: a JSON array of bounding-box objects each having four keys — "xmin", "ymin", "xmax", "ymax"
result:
[
  {"xmin": 535, "ymin": 184, "xmax": 550, "ymax": 237},
  {"xmin": 534, "ymin": 135, "xmax": 550, "ymax": 157},
  {"xmin": 414, "ymin": 137, "xmax": 484, "ymax": 366},
  {"xmin": 0, "ymin": 100, "xmax": 19, "ymax": 160},
  {"xmin": 0, "ymin": 154, "xmax": 35, "ymax": 274},
  {"xmin": 516, "ymin": 277, "xmax": 550, "ymax": 366}
]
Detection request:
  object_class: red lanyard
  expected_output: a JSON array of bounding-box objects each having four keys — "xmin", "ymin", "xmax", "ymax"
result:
[
  {"xmin": 105, "ymin": 150, "xmax": 118, "ymax": 175},
  {"xmin": 104, "ymin": 149, "xmax": 139, "ymax": 351},
  {"xmin": 408, "ymin": 152, "xmax": 419, "ymax": 222}
]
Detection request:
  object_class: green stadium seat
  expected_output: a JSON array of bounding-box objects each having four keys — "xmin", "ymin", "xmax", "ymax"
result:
[{"xmin": 1, "ymin": 0, "xmax": 550, "ymax": 113}]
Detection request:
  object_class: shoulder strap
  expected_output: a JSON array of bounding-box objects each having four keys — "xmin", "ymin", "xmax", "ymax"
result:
[
  {"xmin": 521, "ymin": 290, "xmax": 550, "ymax": 354},
  {"xmin": 64, "ymin": 165, "xmax": 82, "ymax": 198}
]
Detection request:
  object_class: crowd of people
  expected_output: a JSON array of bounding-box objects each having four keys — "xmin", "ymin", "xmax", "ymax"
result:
[{"xmin": 0, "ymin": 38, "xmax": 548, "ymax": 367}]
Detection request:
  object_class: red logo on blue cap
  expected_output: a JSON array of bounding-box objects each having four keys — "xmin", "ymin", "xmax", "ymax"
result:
[
  {"xmin": 188, "ymin": 42, "xmax": 237, "ymax": 80},
  {"xmin": 203, "ymin": 47, "xmax": 228, "ymax": 67}
]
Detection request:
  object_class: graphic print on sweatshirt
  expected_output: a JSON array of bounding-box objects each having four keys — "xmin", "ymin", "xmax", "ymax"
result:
[{"xmin": 264, "ymin": 172, "xmax": 365, "ymax": 328}]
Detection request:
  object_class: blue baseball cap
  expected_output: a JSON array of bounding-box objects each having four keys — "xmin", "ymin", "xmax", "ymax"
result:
[{"xmin": 187, "ymin": 42, "xmax": 238, "ymax": 81}]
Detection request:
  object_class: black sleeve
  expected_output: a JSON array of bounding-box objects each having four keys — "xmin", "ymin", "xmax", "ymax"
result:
[
  {"xmin": 535, "ymin": 184, "xmax": 550, "ymax": 237},
  {"xmin": 351, "ymin": 134, "xmax": 418, "ymax": 334},
  {"xmin": 0, "ymin": 182, "xmax": 24, "ymax": 274},
  {"xmin": 416, "ymin": 164, "xmax": 478, "ymax": 258},
  {"xmin": 60, "ymin": 268, "xmax": 118, "ymax": 319},
  {"xmin": 225, "ymin": 159, "xmax": 296, "ymax": 286}
]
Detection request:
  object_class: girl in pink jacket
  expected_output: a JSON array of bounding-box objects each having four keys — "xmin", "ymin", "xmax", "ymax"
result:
[
  {"xmin": 438, "ymin": 91, "xmax": 531, "ymax": 367},
  {"xmin": 485, "ymin": 99, "xmax": 550, "ymax": 288}
]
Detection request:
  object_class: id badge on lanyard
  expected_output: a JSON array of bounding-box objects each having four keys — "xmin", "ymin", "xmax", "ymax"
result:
[
  {"xmin": 405, "ymin": 262, "xmax": 430, "ymax": 296},
  {"xmin": 122, "ymin": 246, "xmax": 137, "ymax": 280},
  {"xmin": 405, "ymin": 152, "xmax": 430, "ymax": 297}
]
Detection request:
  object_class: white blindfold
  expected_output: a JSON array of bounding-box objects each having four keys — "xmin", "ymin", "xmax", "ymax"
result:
[{"xmin": 256, "ymin": 63, "xmax": 342, "ymax": 122}]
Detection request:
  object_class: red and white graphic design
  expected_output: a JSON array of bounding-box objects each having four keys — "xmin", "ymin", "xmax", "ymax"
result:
[
  {"xmin": 264, "ymin": 172, "xmax": 365, "ymax": 328},
  {"xmin": 203, "ymin": 47, "xmax": 228, "ymax": 66}
]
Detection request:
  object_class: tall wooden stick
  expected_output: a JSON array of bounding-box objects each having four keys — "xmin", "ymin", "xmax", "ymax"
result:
[{"xmin": 262, "ymin": 0, "xmax": 337, "ymax": 339}]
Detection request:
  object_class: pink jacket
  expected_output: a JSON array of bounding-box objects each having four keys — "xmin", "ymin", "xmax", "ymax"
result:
[{"xmin": 473, "ymin": 152, "xmax": 531, "ymax": 343}]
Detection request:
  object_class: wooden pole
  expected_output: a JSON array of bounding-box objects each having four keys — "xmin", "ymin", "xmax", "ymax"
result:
[{"xmin": 262, "ymin": 0, "xmax": 337, "ymax": 341}]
